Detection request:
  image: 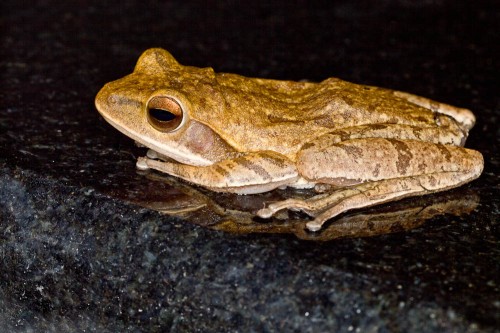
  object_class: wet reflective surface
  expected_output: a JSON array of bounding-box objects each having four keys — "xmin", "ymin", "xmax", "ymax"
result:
[{"xmin": 1, "ymin": 1, "xmax": 499, "ymax": 332}]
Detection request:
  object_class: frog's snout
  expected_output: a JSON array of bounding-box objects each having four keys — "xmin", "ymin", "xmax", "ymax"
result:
[
  {"xmin": 95, "ymin": 83, "xmax": 130, "ymax": 116},
  {"xmin": 95, "ymin": 83, "xmax": 111, "ymax": 114}
]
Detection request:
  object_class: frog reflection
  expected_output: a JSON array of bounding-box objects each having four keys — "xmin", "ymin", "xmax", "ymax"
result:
[{"xmin": 133, "ymin": 170, "xmax": 479, "ymax": 241}]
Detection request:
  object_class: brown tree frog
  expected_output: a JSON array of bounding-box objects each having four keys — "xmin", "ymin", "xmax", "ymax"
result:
[{"xmin": 95, "ymin": 48, "xmax": 483, "ymax": 231}]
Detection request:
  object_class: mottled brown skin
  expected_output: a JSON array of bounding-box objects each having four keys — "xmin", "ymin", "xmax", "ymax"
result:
[{"xmin": 95, "ymin": 48, "xmax": 483, "ymax": 231}]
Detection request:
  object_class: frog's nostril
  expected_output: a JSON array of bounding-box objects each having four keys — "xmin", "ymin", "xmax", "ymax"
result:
[
  {"xmin": 146, "ymin": 96, "xmax": 184, "ymax": 132},
  {"xmin": 107, "ymin": 94, "xmax": 118, "ymax": 104}
]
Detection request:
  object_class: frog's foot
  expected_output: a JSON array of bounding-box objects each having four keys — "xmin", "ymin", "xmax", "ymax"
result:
[
  {"xmin": 136, "ymin": 156, "xmax": 150, "ymax": 170},
  {"xmin": 257, "ymin": 169, "xmax": 482, "ymax": 232},
  {"xmin": 257, "ymin": 186, "xmax": 364, "ymax": 231}
]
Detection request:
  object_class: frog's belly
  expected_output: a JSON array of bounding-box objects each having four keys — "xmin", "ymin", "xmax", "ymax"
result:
[{"xmin": 286, "ymin": 177, "xmax": 316, "ymax": 190}]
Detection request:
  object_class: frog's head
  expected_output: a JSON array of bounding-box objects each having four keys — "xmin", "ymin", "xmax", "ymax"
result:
[{"xmin": 95, "ymin": 48, "xmax": 234, "ymax": 166}]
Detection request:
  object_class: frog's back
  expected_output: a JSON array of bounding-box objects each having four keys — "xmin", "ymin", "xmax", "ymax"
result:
[
  {"xmin": 311, "ymin": 78, "xmax": 441, "ymax": 128},
  {"xmin": 209, "ymin": 73, "xmax": 468, "ymax": 158},
  {"xmin": 216, "ymin": 73, "xmax": 440, "ymax": 129}
]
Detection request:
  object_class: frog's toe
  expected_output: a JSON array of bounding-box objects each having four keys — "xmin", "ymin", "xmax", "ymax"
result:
[
  {"xmin": 258, "ymin": 200, "xmax": 327, "ymax": 231},
  {"xmin": 146, "ymin": 149, "xmax": 159, "ymax": 159},
  {"xmin": 256, "ymin": 207, "xmax": 274, "ymax": 218},
  {"xmin": 257, "ymin": 198, "xmax": 313, "ymax": 219},
  {"xmin": 305, "ymin": 221, "xmax": 323, "ymax": 232},
  {"xmin": 136, "ymin": 157, "xmax": 150, "ymax": 170}
]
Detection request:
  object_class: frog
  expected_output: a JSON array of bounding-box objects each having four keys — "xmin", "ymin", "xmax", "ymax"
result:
[{"xmin": 95, "ymin": 48, "xmax": 483, "ymax": 231}]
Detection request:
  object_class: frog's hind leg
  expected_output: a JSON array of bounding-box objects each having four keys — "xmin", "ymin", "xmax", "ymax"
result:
[
  {"xmin": 257, "ymin": 138, "xmax": 483, "ymax": 231},
  {"xmin": 260, "ymin": 173, "xmax": 475, "ymax": 232},
  {"xmin": 393, "ymin": 90, "xmax": 475, "ymax": 131}
]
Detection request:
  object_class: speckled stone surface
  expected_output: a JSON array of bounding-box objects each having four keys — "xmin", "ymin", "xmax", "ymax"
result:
[{"xmin": 1, "ymin": 1, "xmax": 499, "ymax": 332}]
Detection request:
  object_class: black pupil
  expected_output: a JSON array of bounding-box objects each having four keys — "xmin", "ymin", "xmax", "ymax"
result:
[{"xmin": 149, "ymin": 108, "xmax": 176, "ymax": 122}]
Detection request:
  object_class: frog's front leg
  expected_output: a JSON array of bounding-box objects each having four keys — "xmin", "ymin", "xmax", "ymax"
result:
[
  {"xmin": 258, "ymin": 138, "xmax": 483, "ymax": 231},
  {"xmin": 137, "ymin": 151, "xmax": 299, "ymax": 194}
]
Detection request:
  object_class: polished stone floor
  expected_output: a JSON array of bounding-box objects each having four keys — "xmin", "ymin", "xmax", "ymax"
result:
[{"xmin": 1, "ymin": 1, "xmax": 498, "ymax": 332}]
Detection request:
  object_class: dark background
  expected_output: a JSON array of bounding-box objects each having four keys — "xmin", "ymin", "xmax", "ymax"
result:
[{"xmin": 1, "ymin": 1, "xmax": 499, "ymax": 332}]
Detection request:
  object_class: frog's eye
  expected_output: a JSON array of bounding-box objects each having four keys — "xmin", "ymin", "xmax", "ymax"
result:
[{"xmin": 146, "ymin": 96, "xmax": 184, "ymax": 132}]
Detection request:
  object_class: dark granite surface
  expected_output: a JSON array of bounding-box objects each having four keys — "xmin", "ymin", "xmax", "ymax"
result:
[{"xmin": 1, "ymin": 1, "xmax": 499, "ymax": 332}]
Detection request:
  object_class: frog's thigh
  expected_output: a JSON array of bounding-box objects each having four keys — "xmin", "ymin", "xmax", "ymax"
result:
[
  {"xmin": 297, "ymin": 138, "xmax": 482, "ymax": 185},
  {"xmin": 137, "ymin": 151, "xmax": 298, "ymax": 194},
  {"xmin": 260, "ymin": 138, "xmax": 483, "ymax": 231}
]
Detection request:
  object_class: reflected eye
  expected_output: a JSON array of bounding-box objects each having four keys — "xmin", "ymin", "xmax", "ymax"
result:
[{"xmin": 146, "ymin": 96, "xmax": 184, "ymax": 132}]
